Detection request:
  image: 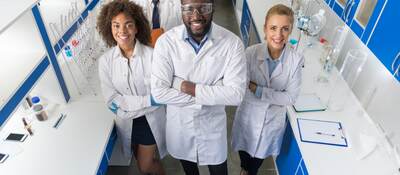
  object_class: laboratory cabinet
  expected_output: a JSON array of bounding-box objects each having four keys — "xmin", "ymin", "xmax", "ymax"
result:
[
  {"xmin": 97, "ymin": 126, "xmax": 117, "ymax": 175},
  {"xmin": 324, "ymin": 0, "xmax": 334, "ymax": 7},
  {"xmin": 365, "ymin": 0, "xmax": 400, "ymax": 80},
  {"xmin": 330, "ymin": 0, "xmax": 358, "ymax": 25},
  {"xmin": 324, "ymin": 0, "xmax": 385, "ymax": 40},
  {"xmin": 239, "ymin": 0, "xmax": 261, "ymax": 48},
  {"xmin": 240, "ymin": 0, "xmax": 251, "ymax": 47},
  {"xmin": 349, "ymin": 0, "xmax": 384, "ymax": 40},
  {"xmin": 276, "ymin": 121, "xmax": 309, "ymax": 175},
  {"xmin": 323, "ymin": 0, "xmax": 399, "ymax": 81}
]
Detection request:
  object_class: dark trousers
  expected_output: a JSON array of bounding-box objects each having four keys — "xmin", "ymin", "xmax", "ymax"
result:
[
  {"xmin": 179, "ymin": 159, "xmax": 228, "ymax": 175},
  {"xmin": 239, "ymin": 151, "xmax": 264, "ymax": 175}
]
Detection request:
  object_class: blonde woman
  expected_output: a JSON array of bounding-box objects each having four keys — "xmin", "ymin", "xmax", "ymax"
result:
[{"xmin": 232, "ymin": 4, "xmax": 304, "ymax": 175}]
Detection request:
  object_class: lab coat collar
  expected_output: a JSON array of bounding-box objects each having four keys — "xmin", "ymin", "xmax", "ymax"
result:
[
  {"xmin": 181, "ymin": 22, "xmax": 221, "ymax": 43},
  {"xmin": 257, "ymin": 43, "xmax": 288, "ymax": 81},
  {"xmin": 113, "ymin": 40, "xmax": 143, "ymax": 60},
  {"xmin": 180, "ymin": 23, "xmax": 221, "ymax": 59}
]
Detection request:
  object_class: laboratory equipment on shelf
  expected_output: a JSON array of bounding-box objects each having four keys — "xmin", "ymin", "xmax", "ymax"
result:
[
  {"xmin": 306, "ymin": 9, "xmax": 326, "ymax": 36},
  {"xmin": 295, "ymin": 7, "xmax": 326, "ymax": 53},
  {"xmin": 316, "ymin": 42, "xmax": 334, "ymax": 83},
  {"xmin": 49, "ymin": 7, "xmax": 105, "ymax": 97},
  {"xmin": 291, "ymin": 0, "xmax": 311, "ymax": 19},
  {"xmin": 316, "ymin": 25, "xmax": 348, "ymax": 83}
]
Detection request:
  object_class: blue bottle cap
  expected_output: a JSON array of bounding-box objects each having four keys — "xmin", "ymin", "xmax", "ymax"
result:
[
  {"xmin": 289, "ymin": 39, "xmax": 298, "ymax": 45},
  {"xmin": 31, "ymin": 96, "xmax": 40, "ymax": 104}
]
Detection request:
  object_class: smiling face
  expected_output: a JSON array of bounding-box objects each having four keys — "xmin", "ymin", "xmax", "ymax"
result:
[
  {"xmin": 111, "ymin": 13, "xmax": 137, "ymax": 50},
  {"xmin": 264, "ymin": 14, "xmax": 292, "ymax": 54},
  {"xmin": 181, "ymin": 0, "xmax": 213, "ymax": 42}
]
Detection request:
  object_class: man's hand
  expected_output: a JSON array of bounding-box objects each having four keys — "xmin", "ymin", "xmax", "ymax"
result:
[
  {"xmin": 181, "ymin": 81, "xmax": 196, "ymax": 96},
  {"xmin": 249, "ymin": 81, "xmax": 257, "ymax": 93}
]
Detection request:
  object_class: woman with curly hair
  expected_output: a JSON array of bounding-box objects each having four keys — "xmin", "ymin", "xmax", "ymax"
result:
[{"xmin": 97, "ymin": 0, "xmax": 166, "ymax": 174}]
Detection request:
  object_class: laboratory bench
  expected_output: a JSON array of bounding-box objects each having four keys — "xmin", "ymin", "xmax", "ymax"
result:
[
  {"xmin": 0, "ymin": 101, "xmax": 116, "ymax": 175},
  {"xmin": 276, "ymin": 45, "xmax": 399, "ymax": 174}
]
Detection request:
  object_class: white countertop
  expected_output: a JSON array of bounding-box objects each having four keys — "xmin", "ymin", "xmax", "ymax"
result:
[
  {"xmin": 0, "ymin": 101, "xmax": 115, "ymax": 175},
  {"xmin": 288, "ymin": 45, "xmax": 399, "ymax": 174}
]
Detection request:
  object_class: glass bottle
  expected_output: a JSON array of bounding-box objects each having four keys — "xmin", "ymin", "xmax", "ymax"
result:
[{"xmin": 31, "ymin": 96, "xmax": 48, "ymax": 121}]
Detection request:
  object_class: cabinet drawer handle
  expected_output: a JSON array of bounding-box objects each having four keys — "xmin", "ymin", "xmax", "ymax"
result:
[
  {"xmin": 391, "ymin": 51, "xmax": 400, "ymax": 75},
  {"xmin": 341, "ymin": 0, "xmax": 349, "ymax": 20},
  {"xmin": 345, "ymin": 0, "xmax": 355, "ymax": 23}
]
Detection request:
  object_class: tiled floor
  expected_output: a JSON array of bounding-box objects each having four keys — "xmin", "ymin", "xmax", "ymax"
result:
[{"xmin": 107, "ymin": 0, "xmax": 277, "ymax": 174}]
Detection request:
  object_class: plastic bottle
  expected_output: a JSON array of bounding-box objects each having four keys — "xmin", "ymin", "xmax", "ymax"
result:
[
  {"xmin": 64, "ymin": 45, "xmax": 73, "ymax": 58},
  {"xmin": 289, "ymin": 39, "xmax": 298, "ymax": 49},
  {"xmin": 31, "ymin": 96, "xmax": 48, "ymax": 121},
  {"xmin": 307, "ymin": 9, "xmax": 326, "ymax": 36}
]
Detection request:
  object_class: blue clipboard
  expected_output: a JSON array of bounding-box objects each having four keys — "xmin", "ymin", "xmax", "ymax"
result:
[
  {"xmin": 293, "ymin": 93, "xmax": 327, "ymax": 112},
  {"xmin": 297, "ymin": 118, "xmax": 348, "ymax": 147}
]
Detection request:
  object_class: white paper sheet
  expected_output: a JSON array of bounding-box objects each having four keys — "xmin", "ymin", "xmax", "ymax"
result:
[{"xmin": 297, "ymin": 118, "xmax": 348, "ymax": 147}]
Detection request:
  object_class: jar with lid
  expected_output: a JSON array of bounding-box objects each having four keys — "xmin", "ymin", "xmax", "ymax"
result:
[{"xmin": 31, "ymin": 96, "xmax": 48, "ymax": 121}]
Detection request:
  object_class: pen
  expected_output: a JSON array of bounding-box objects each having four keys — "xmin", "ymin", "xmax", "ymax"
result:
[
  {"xmin": 53, "ymin": 114, "xmax": 66, "ymax": 129},
  {"xmin": 22, "ymin": 117, "xmax": 33, "ymax": 136},
  {"xmin": 315, "ymin": 131, "xmax": 335, "ymax": 137}
]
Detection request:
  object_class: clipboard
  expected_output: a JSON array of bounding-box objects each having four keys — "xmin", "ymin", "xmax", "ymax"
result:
[
  {"xmin": 297, "ymin": 118, "xmax": 348, "ymax": 147},
  {"xmin": 293, "ymin": 93, "xmax": 327, "ymax": 112}
]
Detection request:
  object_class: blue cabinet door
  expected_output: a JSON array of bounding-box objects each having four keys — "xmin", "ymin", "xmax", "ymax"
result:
[
  {"xmin": 331, "ymin": 0, "xmax": 346, "ymax": 18},
  {"xmin": 240, "ymin": 0, "xmax": 250, "ymax": 47},
  {"xmin": 276, "ymin": 121, "xmax": 308, "ymax": 175},
  {"xmin": 366, "ymin": 0, "xmax": 400, "ymax": 80},
  {"xmin": 325, "ymin": 0, "xmax": 335, "ymax": 7},
  {"xmin": 331, "ymin": 0, "xmax": 359, "ymax": 24},
  {"xmin": 106, "ymin": 126, "xmax": 117, "ymax": 157},
  {"xmin": 349, "ymin": 0, "xmax": 386, "ymax": 40}
]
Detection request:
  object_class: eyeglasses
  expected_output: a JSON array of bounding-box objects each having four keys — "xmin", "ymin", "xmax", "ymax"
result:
[{"xmin": 181, "ymin": 3, "xmax": 213, "ymax": 16}]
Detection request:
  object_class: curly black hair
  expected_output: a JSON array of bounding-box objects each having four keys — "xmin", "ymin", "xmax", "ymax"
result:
[{"xmin": 96, "ymin": 0, "xmax": 151, "ymax": 47}]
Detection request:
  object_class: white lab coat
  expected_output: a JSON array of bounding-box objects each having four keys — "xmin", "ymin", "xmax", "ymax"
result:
[
  {"xmin": 232, "ymin": 43, "xmax": 304, "ymax": 159},
  {"xmin": 131, "ymin": 0, "xmax": 182, "ymax": 31},
  {"xmin": 151, "ymin": 23, "xmax": 247, "ymax": 165},
  {"xmin": 98, "ymin": 41, "xmax": 167, "ymax": 159}
]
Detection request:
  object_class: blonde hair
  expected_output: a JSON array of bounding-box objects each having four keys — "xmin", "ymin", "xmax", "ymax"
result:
[{"xmin": 265, "ymin": 4, "xmax": 294, "ymax": 26}]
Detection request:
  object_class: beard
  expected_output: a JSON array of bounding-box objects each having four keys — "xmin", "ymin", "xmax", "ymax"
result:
[{"xmin": 185, "ymin": 20, "xmax": 212, "ymax": 39}]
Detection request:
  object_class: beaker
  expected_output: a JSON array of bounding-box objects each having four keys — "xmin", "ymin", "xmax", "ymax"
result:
[
  {"xmin": 330, "ymin": 25, "xmax": 347, "ymax": 53},
  {"xmin": 327, "ymin": 49, "xmax": 367, "ymax": 111},
  {"xmin": 339, "ymin": 49, "xmax": 368, "ymax": 89},
  {"xmin": 316, "ymin": 44, "xmax": 334, "ymax": 83}
]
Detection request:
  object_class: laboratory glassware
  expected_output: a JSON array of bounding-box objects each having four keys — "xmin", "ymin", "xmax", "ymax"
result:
[{"xmin": 327, "ymin": 49, "xmax": 367, "ymax": 111}]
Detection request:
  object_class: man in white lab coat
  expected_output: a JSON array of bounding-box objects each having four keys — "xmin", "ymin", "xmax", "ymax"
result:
[
  {"xmin": 132, "ymin": 0, "xmax": 182, "ymax": 31},
  {"xmin": 151, "ymin": 0, "xmax": 247, "ymax": 174},
  {"xmin": 131, "ymin": 0, "xmax": 182, "ymax": 47}
]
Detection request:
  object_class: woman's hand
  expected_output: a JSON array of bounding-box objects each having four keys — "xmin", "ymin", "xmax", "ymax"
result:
[{"xmin": 249, "ymin": 81, "xmax": 257, "ymax": 93}]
